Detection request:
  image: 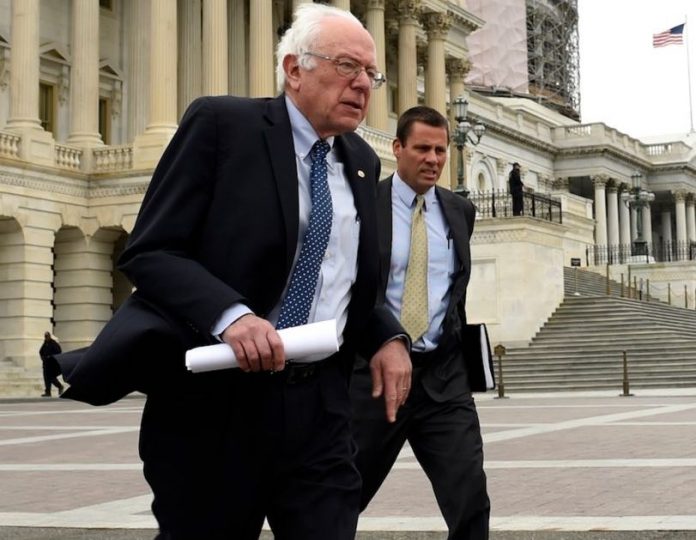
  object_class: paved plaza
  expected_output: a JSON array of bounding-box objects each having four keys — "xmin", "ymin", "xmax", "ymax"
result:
[{"xmin": 0, "ymin": 389, "xmax": 695, "ymax": 539}]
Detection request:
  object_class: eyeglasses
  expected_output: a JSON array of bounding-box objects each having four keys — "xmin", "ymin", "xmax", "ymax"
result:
[{"xmin": 303, "ymin": 51, "xmax": 386, "ymax": 89}]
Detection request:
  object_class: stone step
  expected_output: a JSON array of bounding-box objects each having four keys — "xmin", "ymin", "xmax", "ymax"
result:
[{"xmin": 503, "ymin": 277, "xmax": 696, "ymax": 391}]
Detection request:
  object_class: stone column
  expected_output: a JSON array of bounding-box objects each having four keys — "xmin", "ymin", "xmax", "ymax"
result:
[
  {"xmin": 619, "ymin": 186, "xmax": 632, "ymax": 253},
  {"xmin": 125, "ymin": 0, "xmax": 150, "ymax": 141},
  {"xmin": 67, "ymin": 0, "xmax": 102, "ymax": 147},
  {"xmin": 397, "ymin": 0, "xmax": 420, "ymax": 115},
  {"xmin": 642, "ymin": 204, "xmax": 653, "ymax": 254},
  {"xmin": 661, "ymin": 210, "xmax": 673, "ymax": 261},
  {"xmin": 249, "ymin": 1, "xmax": 274, "ymax": 97},
  {"xmin": 606, "ymin": 182, "xmax": 619, "ymax": 262},
  {"xmin": 593, "ymin": 175, "xmax": 608, "ymax": 249},
  {"xmin": 228, "ymin": 0, "xmax": 247, "ymax": 97},
  {"xmin": 365, "ymin": 0, "xmax": 388, "ymax": 131},
  {"xmin": 202, "ymin": 0, "xmax": 228, "ymax": 95},
  {"xmin": 447, "ymin": 57, "xmax": 470, "ymax": 190},
  {"xmin": 630, "ymin": 206, "xmax": 638, "ymax": 242},
  {"xmin": 7, "ymin": 0, "xmax": 41, "ymax": 131},
  {"xmin": 674, "ymin": 190, "xmax": 687, "ymax": 260},
  {"xmin": 0, "ymin": 222, "xmax": 54, "ymax": 370},
  {"xmin": 53, "ymin": 230, "xmax": 122, "ymax": 351},
  {"xmin": 178, "ymin": 0, "xmax": 201, "ymax": 117},
  {"xmin": 133, "ymin": 0, "xmax": 178, "ymax": 168},
  {"xmin": 686, "ymin": 194, "xmax": 696, "ymax": 243},
  {"xmin": 332, "ymin": 0, "xmax": 351, "ymax": 10},
  {"xmin": 422, "ymin": 11, "xmax": 450, "ymax": 116},
  {"xmin": 7, "ymin": 0, "xmax": 54, "ymax": 164}
]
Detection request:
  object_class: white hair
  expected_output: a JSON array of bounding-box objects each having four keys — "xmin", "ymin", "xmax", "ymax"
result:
[{"xmin": 275, "ymin": 3, "xmax": 365, "ymax": 93}]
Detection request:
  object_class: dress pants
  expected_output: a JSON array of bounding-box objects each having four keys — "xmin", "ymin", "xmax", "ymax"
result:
[
  {"xmin": 351, "ymin": 366, "xmax": 490, "ymax": 540},
  {"xmin": 140, "ymin": 357, "xmax": 361, "ymax": 540}
]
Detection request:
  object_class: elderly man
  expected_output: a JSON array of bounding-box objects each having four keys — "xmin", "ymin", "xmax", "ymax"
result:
[{"xmin": 115, "ymin": 4, "xmax": 410, "ymax": 539}]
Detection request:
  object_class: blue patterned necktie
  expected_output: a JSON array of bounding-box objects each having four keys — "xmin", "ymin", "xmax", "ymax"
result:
[{"xmin": 277, "ymin": 140, "xmax": 333, "ymax": 329}]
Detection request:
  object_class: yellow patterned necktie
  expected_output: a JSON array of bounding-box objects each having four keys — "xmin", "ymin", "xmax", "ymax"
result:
[{"xmin": 400, "ymin": 194, "xmax": 429, "ymax": 341}]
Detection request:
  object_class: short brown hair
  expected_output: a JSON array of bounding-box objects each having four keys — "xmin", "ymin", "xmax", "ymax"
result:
[{"xmin": 396, "ymin": 106, "xmax": 450, "ymax": 145}]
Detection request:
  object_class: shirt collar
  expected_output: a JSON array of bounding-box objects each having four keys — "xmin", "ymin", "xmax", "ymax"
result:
[
  {"xmin": 285, "ymin": 95, "xmax": 335, "ymax": 162},
  {"xmin": 393, "ymin": 171, "xmax": 437, "ymax": 210}
]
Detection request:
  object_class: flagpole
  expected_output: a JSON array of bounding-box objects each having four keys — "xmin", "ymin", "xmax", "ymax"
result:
[{"xmin": 686, "ymin": 16, "xmax": 695, "ymax": 133}]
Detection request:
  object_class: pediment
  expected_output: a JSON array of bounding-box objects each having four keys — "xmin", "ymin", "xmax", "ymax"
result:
[
  {"xmin": 99, "ymin": 59, "xmax": 123, "ymax": 79},
  {"xmin": 39, "ymin": 42, "xmax": 71, "ymax": 64}
]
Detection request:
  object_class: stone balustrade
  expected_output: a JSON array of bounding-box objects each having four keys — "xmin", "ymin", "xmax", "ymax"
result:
[
  {"xmin": 55, "ymin": 144, "xmax": 83, "ymax": 170},
  {"xmin": 0, "ymin": 131, "xmax": 20, "ymax": 159},
  {"xmin": 93, "ymin": 145, "xmax": 134, "ymax": 172}
]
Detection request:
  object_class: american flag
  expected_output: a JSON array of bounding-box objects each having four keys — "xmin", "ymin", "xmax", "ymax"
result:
[{"xmin": 653, "ymin": 23, "xmax": 685, "ymax": 47}]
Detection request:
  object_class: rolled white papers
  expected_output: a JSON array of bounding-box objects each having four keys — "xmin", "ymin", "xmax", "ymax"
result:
[{"xmin": 185, "ymin": 319, "xmax": 339, "ymax": 373}]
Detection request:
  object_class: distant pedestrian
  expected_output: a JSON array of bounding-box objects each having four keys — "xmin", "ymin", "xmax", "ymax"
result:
[
  {"xmin": 40, "ymin": 332, "xmax": 64, "ymax": 397},
  {"xmin": 509, "ymin": 162, "xmax": 524, "ymax": 216}
]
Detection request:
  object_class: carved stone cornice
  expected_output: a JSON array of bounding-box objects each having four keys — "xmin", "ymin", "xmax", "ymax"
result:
[
  {"xmin": 0, "ymin": 171, "xmax": 89, "ymax": 198},
  {"xmin": 421, "ymin": 11, "xmax": 451, "ymax": 41},
  {"xmin": 0, "ymin": 170, "xmax": 149, "ymax": 199}
]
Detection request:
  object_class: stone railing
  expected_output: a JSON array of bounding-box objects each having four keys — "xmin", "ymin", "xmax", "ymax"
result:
[
  {"xmin": 642, "ymin": 141, "xmax": 691, "ymax": 158},
  {"xmin": 55, "ymin": 144, "xmax": 83, "ymax": 170},
  {"xmin": 357, "ymin": 125, "xmax": 394, "ymax": 164},
  {"xmin": 93, "ymin": 145, "xmax": 133, "ymax": 172},
  {"xmin": 0, "ymin": 131, "xmax": 20, "ymax": 159},
  {"xmin": 552, "ymin": 122, "xmax": 694, "ymax": 162}
]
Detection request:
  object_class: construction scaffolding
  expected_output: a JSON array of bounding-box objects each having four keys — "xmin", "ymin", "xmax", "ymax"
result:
[{"xmin": 526, "ymin": 0, "xmax": 580, "ymax": 119}]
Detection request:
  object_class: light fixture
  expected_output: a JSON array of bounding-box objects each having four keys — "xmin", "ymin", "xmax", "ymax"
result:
[{"xmin": 452, "ymin": 94, "xmax": 485, "ymax": 197}]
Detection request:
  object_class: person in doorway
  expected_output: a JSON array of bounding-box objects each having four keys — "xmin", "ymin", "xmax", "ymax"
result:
[
  {"xmin": 40, "ymin": 332, "xmax": 64, "ymax": 397},
  {"xmin": 351, "ymin": 106, "xmax": 490, "ymax": 539},
  {"xmin": 509, "ymin": 161, "xmax": 524, "ymax": 216}
]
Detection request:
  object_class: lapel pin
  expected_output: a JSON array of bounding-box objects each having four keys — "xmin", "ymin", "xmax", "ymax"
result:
[{"xmin": 357, "ymin": 170, "xmax": 366, "ymax": 178}]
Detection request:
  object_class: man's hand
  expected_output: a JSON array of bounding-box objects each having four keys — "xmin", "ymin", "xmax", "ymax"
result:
[
  {"xmin": 220, "ymin": 314, "xmax": 285, "ymax": 372},
  {"xmin": 369, "ymin": 339, "xmax": 412, "ymax": 423}
]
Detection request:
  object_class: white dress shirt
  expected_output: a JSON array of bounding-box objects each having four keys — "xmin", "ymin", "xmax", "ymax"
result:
[
  {"xmin": 385, "ymin": 173, "xmax": 456, "ymax": 353},
  {"xmin": 212, "ymin": 96, "xmax": 360, "ymax": 358}
]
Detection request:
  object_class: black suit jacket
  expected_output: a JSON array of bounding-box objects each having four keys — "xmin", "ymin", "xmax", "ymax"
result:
[
  {"xmin": 366, "ymin": 176, "xmax": 476, "ymax": 402},
  {"xmin": 59, "ymin": 95, "xmax": 402, "ymax": 404}
]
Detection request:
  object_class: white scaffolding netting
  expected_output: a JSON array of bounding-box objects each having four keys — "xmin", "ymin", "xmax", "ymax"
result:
[{"xmin": 464, "ymin": 0, "xmax": 529, "ymax": 94}]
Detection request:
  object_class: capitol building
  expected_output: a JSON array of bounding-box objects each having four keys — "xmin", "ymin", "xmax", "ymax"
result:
[{"xmin": 1, "ymin": 0, "xmax": 695, "ymax": 394}]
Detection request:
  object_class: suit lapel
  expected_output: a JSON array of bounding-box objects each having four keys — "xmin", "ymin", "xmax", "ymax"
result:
[
  {"xmin": 376, "ymin": 177, "xmax": 393, "ymax": 294},
  {"xmin": 437, "ymin": 187, "xmax": 470, "ymax": 272},
  {"xmin": 436, "ymin": 187, "xmax": 473, "ymax": 310},
  {"xmin": 263, "ymin": 96, "xmax": 299, "ymax": 269},
  {"xmin": 334, "ymin": 134, "xmax": 373, "ymax": 223}
]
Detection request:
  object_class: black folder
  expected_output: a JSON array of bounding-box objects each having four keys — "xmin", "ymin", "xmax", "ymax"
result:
[{"xmin": 462, "ymin": 323, "xmax": 496, "ymax": 392}]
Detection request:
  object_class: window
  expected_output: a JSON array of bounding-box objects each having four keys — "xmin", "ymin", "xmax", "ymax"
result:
[
  {"xmin": 99, "ymin": 98, "xmax": 111, "ymax": 145},
  {"xmin": 38, "ymin": 83, "xmax": 55, "ymax": 135},
  {"xmin": 99, "ymin": 0, "xmax": 113, "ymax": 10}
]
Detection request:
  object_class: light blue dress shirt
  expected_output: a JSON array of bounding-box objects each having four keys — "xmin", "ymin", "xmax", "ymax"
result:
[
  {"xmin": 385, "ymin": 173, "xmax": 457, "ymax": 353},
  {"xmin": 212, "ymin": 96, "xmax": 359, "ymax": 357}
]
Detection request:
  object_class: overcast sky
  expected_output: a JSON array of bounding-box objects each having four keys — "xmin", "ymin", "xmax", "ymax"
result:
[{"xmin": 579, "ymin": 0, "xmax": 696, "ymax": 140}]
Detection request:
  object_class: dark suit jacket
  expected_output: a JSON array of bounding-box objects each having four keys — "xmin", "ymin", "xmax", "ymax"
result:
[
  {"xmin": 59, "ymin": 95, "xmax": 402, "ymax": 405},
  {"xmin": 357, "ymin": 176, "xmax": 476, "ymax": 402}
]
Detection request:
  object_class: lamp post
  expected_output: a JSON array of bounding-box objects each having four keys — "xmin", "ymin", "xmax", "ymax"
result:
[
  {"xmin": 621, "ymin": 171, "xmax": 655, "ymax": 257},
  {"xmin": 452, "ymin": 95, "xmax": 485, "ymax": 197}
]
